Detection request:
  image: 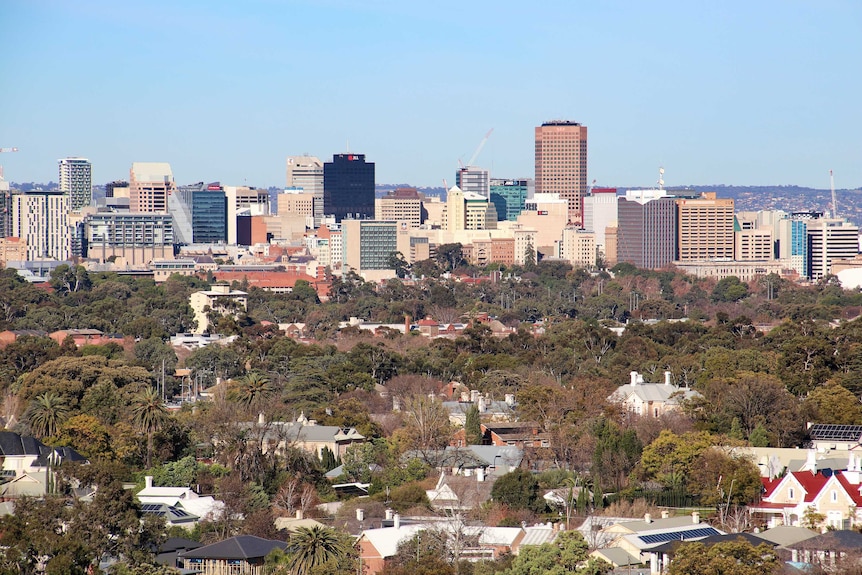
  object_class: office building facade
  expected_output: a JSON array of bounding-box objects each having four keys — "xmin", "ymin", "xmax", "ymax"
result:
[
  {"xmin": 59, "ymin": 157, "xmax": 92, "ymax": 211},
  {"xmin": 170, "ymin": 182, "xmax": 227, "ymax": 245},
  {"xmin": 616, "ymin": 191, "xmax": 677, "ymax": 270},
  {"xmin": 375, "ymin": 187, "xmax": 424, "ymax": 228},
  {"xmin": 490, "ymin": 179, "xmax": 530, "ymax": 221},
  {"xmin": 676, "ymin": 193, "xmax": 735, "ymax": 261},
  {"xmin": 342, "ymin": 220, "xmax": 397, "ymax": 272},
  {"xmin": 286, "ymin": 155, "xmax": 325, "ymax": 224},
  {"xmin": 455, "ymin": 166, "xmax": 490, "ymax": 198},
  {"xmin": 807, "ymin": 219, "xmax": 859, "ymax": 280},
  {"xmin": 582, "ymin": 187, "xmax": 618, "ymax": 249},
  {"xmin": 535, "ymin": 121, "xmax": 587, "ymax": 224},
  {"xmin": 83, "ymin": 212, "xmax": 174, "ymax": 264},
  {"xmin": 324, "ymin": 154, "xmax": 375, "ymax": 221},
  {"xmin": 130, "ymin": 162, "xmax": 175, "ymax": 213}
]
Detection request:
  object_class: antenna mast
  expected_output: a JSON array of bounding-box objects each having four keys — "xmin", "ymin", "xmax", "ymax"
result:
[{"xmin": 830, "ymin": 169, "xmax": 839, "ymax": 219}]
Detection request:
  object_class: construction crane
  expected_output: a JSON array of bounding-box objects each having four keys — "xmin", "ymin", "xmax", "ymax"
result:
[
  {"xmin": 830, "ymin": 169, "xmax": 839, "ymax": 219},
  {"xmin": 458, "ymin": 129, "xmax": 494, "ymax": 169}
]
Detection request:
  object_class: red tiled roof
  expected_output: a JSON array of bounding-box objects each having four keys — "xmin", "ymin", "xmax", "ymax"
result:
[{"xmin": 833, "ymin": 473, "xmax": 862, "ymax": 506}]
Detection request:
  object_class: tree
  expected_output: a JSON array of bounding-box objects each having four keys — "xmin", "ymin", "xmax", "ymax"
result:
[
  {"xmin": 286, "ymin": 526, "xmax": 353, "ymax": 575},
  {"xmin": 667, "ymin": 538, "xmax": 780, "ymax": 575},
  {"xmin": 500, "ymin": 530, "xmax": 611, "ymax": 575},
  {"xmin": 227, "ymin": 371, "xmax": 275, "ymax": 409},
  {"xmin": 638, "ymin": 430, "xmax": 713, "ymax": 489},
  {"xmin": 490, "ymin": 468, "xmax": 543, "ymax": 512},
  {"xmin": 26, "ymin": 392, "xmax": 70, "ymax": 439},
  {"xmin": 386, "ymin": 251, "xmax": 411, "ymax": 279},
  {"xmin": 711, "ymin": 276, "xmax": 749, "ymax": 303},
  {"xmin": 685, "ymin": 448, "xmax": 763, "ymax": 507},
  {"xmin": 804, "ymin": 380, "xmax": 862, "ymax": 425},
  {"xmin": 130, "ymin": 387, "xmax": 168, "ymax": 468},
  {"xmin": 397, "ymin": 394, "xmax": 452, "ymax": 462},
  {"xmin": 53, "ymin": 414, "xmax": 114, "ymax": 460},
  {"xmin": 464, "ymin": 404, "xmax": 483, "ymax": 445}
]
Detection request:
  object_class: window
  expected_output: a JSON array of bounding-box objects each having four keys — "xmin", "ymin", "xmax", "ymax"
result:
[
  {"xmin": 789, "ymin": 488, "xmax": 795, "ymax": 500},
  {"xmin": 832, "ymin": 490, "xmax": 838, "ymax": 502}
]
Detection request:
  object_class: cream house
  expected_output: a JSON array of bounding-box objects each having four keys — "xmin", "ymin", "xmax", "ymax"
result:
[
  {"xmin": 752, "ymin": 451, "xmax": 862, "ymax": 529},
  {"xmin": 189, "ymin": 283, "xmax": 247, "ymax": 333},
  {"xmin": 608, "ymin": 371, "xmax": 701, "ymax": 418}
]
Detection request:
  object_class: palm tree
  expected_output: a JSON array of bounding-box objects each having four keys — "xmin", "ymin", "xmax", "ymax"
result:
[
  {"xmin": 27, "ymin": 392, "xmax": 69, "ymax": 439},
  {"xmin": 130, "ymin": 387, "xmax": 167, "ymax": 467},
  {"xmin": 228, "ymin": 371, "xmax": 275, "ymax": 409},
  {"xmin": 287, "ymin": 526, "xmax": 350, "ymax": 575}
]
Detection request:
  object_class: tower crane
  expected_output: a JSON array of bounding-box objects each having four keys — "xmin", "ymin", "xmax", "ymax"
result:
[
  {"xmin": 830, "ymin": 169, "xmax": 839, "ymax": 219},
  {"xmin": 466, "ymin": 129, "xmax": 493, "ymax": 167}
]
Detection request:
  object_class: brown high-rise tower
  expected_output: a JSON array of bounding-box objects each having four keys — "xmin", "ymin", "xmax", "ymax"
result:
[{"xmin": 535, "ymin": 121, "xmax": 587, "ymax": 224}]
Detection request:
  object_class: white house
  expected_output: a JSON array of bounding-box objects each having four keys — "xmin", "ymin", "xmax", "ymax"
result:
[{"xmin": 608, "ymin": 371, "xmax": 700, "ymax": 418}]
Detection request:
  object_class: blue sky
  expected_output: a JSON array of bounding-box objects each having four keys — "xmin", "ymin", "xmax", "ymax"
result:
[{"xmin": 1, "ymin": 0, "xmax": 860, "ymax": 189}]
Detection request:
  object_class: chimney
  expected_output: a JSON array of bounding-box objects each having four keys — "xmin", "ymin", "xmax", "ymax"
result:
[
  {"xmin": 356, "ymin": 508, "xmax": 365, "ymax": 522},
  {"xmin": 664, "ymin": 371, "xmax": 672, "ymax": 386},
  {"xmin": 505, "ymin": 393, "xmax": 515, "ymax": 407},
  {"xmin": 392, "ymin": 396, "xmax": 401, "ymax": 412},
  {"xmin": 460, "ymin": 391, "xmax": 470, "ymax": 402},
  {"xmin": 394, "ymin": 513, "xmax": 401, "ymax": 529},
  {"xmin": 478, "ymin": 396, "xmax": 487, "ymax": 413},
  {"xmin": 144, "ymin": 476, "xmax": 153, "ymax": 489},
  {"xmin": 405, "ymin": 314, "xmax": 411, "ymax": 333},
  {"xmin": 296, "ymin": 509, "xmax": 304, "ymax": 520},
  {"xmin": 692, "ymin": 512, "xmax": 700, "ymax": 524},
  {"xmin": 258, "ymin": 412, "xmax": 265, "ymax": 425},
  {"xmin": 630, "ymin": 371, "xmax": 639, "ymax": 387},
  {"xmin": 385, "ymin": 509, "xmax": 394, "ymax": 520},
  {"xmin": 661, "ymin": 510, "xmax": 670, "ymax": 519},
  {"xmin": 644, "ymin": 513, "xmax": 652, "ymax": 524},
  {"xmin": 806, "ymin": 449, "xmax": 818, "ymax": 475},
  {"xmin": 471, "ymin": 390, "xmax": 480, "ymax": 403},
  {"xmin": 477, "ymin": 467, "xmax": 486, "ymax": 482},
  {"xmin": 846, "ymin": 453, "xmax": 861, "ymax": 484}
]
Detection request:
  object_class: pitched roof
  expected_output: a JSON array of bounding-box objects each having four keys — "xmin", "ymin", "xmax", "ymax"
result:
[
  {"xmin": 788, "ymin": 530, "xmax": 862, "ymax": 551},
  {"xmin": 649, "ymin": 532, "xmax": 773, "ymax": 554},
  {"xmin": 178, "ymin": 535, "xmax": 287, "ymax": 560},
  {"xmin": 756, "ymin": 526, "xmax": 819, "ymax": 547},
  {"xmin": 808, "ymin": 424, "xmax": 862, "ymax": 442}
]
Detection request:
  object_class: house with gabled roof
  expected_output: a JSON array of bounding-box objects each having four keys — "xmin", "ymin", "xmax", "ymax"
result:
[
  {"xmin": 751, "ymin": 450, "xmax": 862, "ymax": 529},
  {"xmin": 608, "ymin": 371, "xmax": 700, "ymax": 418},
  {"xmin": 0, "ymin": 431, "xmax": 86, "ymax": 488},
  {"xmin": 178, "ymin": 535, "xmax": 287, "ymax": 575},
  {"xmin": 136, "ymin": 475, "xmax": 225, "ymax": 523}
]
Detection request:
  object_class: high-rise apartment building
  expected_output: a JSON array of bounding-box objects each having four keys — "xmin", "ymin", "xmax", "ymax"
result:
[
  {"xmin": 286, "ymin": 156, "xmax": 325, "ymax": 224},
  {"xmin": 490, "ymin": 179, "xmax": 530, "ymax": 221},
  {"xmin": 59, "ymin": 157, "xmax": 92, "ymax": 211},
  {"xmin": 616, "ymin": 190, "xmax": 677, "ymax": 270},
  {"xmin": 130, "ymin": 162, "xmax": 175, "ymax": 213},
  {"xmin": 324, "ymin": 154, "xmax": 375, "ymax": 221},
  {"xmin": 11, "ymin": 191, "xmax": 70, "ymax": 261},
  {"xmin": 535, "ymin": 121, "xmax": 587, "ymax": 224},
  {"xmin": 676, "ymin": 192, "xmax": 735, "ymax": 261}
]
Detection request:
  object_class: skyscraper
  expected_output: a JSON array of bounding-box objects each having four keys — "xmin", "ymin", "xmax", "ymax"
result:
[
  {"xmin": 616, "ymin": 190, "xmax": 677, "ymax": 270},
  {"xmin": 676, "ymin": 192, "xmax": 735, "ymax": 261},
  {"xmin": 490, "ymin": 178, "xmax": 531, "ymax": 221},
  {"xmin": 535, "ymin": 121, "xmax": 587, "ymax": 224},
  {"xmin": 324, "ymin": 154, "xmax": 375, "ymax": 222},
  {"xmin": 455, "ymin": 166, "xmax": 490, "ymax": 198},
  {"xmin": 286, "ymin": 156, "xmax": 325, "ymax": 224},
  {"xmin": 11, "ymin": 191, "xmax": 70, "ymax": 261},
  {"xmin": 170, "ymin": 182, "xmax": 227, "ymax": 245},
  {"xmin": 130, "ymin": 162, "xmax": 175, "ymax": 213},
  {"xmin": 58, "ymin": 157, "xmax": 92, "ymax": 211}
]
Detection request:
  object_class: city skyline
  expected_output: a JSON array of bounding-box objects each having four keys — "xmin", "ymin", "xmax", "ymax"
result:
[{"xmin": 1, "ymin": 1, "xmax": 860, "ymax": 190}]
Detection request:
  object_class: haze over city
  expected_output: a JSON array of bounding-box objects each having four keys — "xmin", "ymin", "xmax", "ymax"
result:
[{"xmin": 1, "ymin": 0, "xmax": 860, "ymax": 190}]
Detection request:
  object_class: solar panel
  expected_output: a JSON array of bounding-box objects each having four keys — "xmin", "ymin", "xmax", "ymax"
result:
[
  {"xmin": 638, "ymin": 527, "xmax": 720, "ymax": 545},
  {"xmin": 141, "ymin": 504, "xmax": 162, "ymax": 511},
  {"xmin": 809, "ymin": 425, "xmax": 862, "ymax": 442},
  {"xmin": 169, "ymin": 507, "xmax": 190, "ymax": 517}
]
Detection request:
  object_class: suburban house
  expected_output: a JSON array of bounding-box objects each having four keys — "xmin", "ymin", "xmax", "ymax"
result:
[
  {"xmin": 751, "ymin": 450, "xmax": 862, "ymax": 529},
  {"xmin": 608, "ymin": 371, "xmax": 701, "ymax": 418},
  {"xmin": 189, "ymin": 283, "xmax": 248, "ymax": 333},
  {"xmin": 254, "ymin": 413, "xmax": 365, "ymax": 459},
  {"xmin": 426, "ymin": 470, "xmax": 495, "ymax": 511},
  {"xmin": 590, "ymin": 512, "xmax": 722, "ymax": 573},
  {"xmin": 136, "ymin": 475, "xmax": 225, "ymax": 524},
  {"xmin": 419, "ymin": 445, "xmax": 523, "ymax": 478},
  {"xmin": 48, "ymin": 329, "xmax": 125, "ymax": 348},
  {"xmin": 358, "ymin": 518, "xmax": 525, "ymax": 575},
  {"xmin": 444, "ymin": 391, "xmax": 516, "ymax": 428},
  {"xmin": 807, "ymin": 424, "xmax": 862, "ymax": 451},
  {"xmin": 0, "ymin": 432, "xmax": 86, "ymax": 497},
  {"xmin": 785, "ymin": 530, "xmax": 862, "ymax": 570},
  {"xmin": 178, "ymin": 535, "xmax": 287, "ymax": 575},
  {"xmin": 0, "ymin": 329, "xmax": 47, "ymax": 347}
]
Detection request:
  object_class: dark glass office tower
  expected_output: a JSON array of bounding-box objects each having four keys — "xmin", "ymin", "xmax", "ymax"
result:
[
  {"xmin": 323, "ymin": 154, "xmax": 375, "ymax": 221},
  {"xmin": 192, "ymin": 185, "xmax": 227, "ymax": 243}
]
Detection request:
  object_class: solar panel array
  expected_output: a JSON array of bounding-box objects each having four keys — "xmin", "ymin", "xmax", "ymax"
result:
[
  {"xmin": 809, "ymin": 425, "xmax": 862, "ymax": 442},
  {"xmin": 638, "ymin": 527, "xmax": 720, "ymax": 545}
]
